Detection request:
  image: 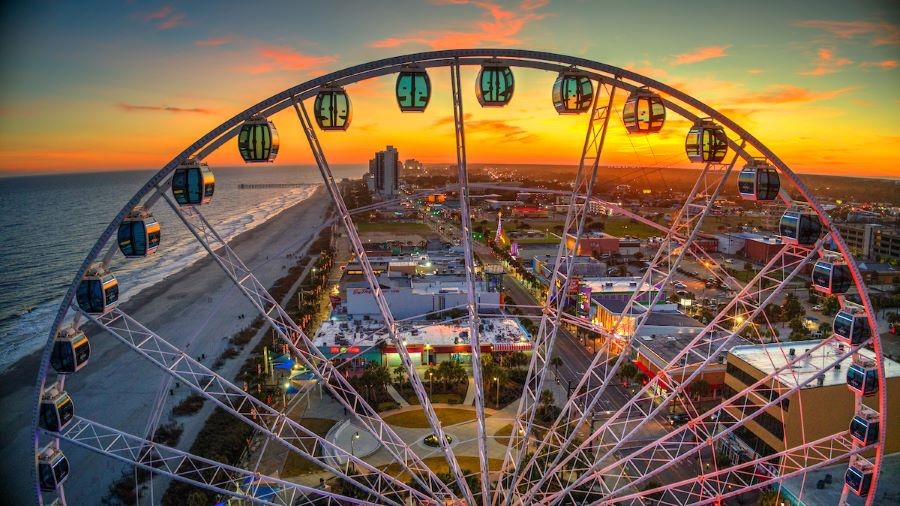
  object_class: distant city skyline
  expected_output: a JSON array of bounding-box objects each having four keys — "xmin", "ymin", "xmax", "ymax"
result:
[{"xmin": 1, "ymin": 0, "xmax": 898, "ymax": 177}]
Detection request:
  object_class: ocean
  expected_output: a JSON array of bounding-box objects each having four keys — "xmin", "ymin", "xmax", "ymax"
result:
[{"xmin": 0, "ymin": 164, "xmax": 366, "ymax": 372}]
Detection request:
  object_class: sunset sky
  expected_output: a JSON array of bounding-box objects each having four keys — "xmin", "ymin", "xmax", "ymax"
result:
[{"xmin": 0, "ymin": 0, "xmax": 898, "ymax": 177}]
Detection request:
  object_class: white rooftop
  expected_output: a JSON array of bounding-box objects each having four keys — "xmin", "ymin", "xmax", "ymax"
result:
[
  {"xmin": 729, "ymin": 340, "xmax": 900, "ymax": 389},
  {"xmin": 313, "ymin": 317, "xmax": 529, "ymax": 348},
  {"xmin": 582, "ymin": 277, "xmax": 658, "ymax": 293}
]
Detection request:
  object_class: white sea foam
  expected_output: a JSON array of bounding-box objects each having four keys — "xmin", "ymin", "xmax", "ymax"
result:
[{"xmin": 0, "ymin": 184, "xmax": 320, "ymax": 372}]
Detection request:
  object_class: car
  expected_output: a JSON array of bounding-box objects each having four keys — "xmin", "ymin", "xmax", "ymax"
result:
[
  {"xmin": 668, "ymin": 413, "xmax": 691, "ymax": 426},
  {"xmin": 724, "ymin": 258, "xmax": 734, "ymax": 264},
  {"xmin": 673, "ymin": 281, "xmax": 687, "ymax": 289},
  {"xmin": 812, "ymin": 304, "xmax": 823, "ymax": 311}
]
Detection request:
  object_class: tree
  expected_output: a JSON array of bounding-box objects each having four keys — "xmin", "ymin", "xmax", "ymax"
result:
[
  {"xmin": 393, "ymin": 364, "xmax": 406, "ymax": 394},
  {"xmin": 619, "ymin": 362, "xmax": 639, "ymax": 383},
  {"xmin": 757, "ymin": 488, "xmax": 784, "ymax": 506},
  {"xmin": 549, "ymin": 356, "xmax": 563, "ymax": 379},
  {"xmin": 789, "ymin": 317, "xmax": 812, "ymax": 341},
  {"xmin": 782, "ymin": 293, "xmax": 803, "ymax": 322},
  {"xmin": 822, "ymin": 294, "xmax": 840, "ymax": 316}
]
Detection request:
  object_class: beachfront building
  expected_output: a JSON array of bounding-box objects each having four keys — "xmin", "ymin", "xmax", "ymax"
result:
[
  {"xmin": 369, "ymin": 145, "xmax": 400, "ymax": 198},
  {"xmin": 629, "ymin": 331, "xmax": 749, "ymax": 405},
  {"xmin": 565, "ymin": 231, "xmax": 619, "ymax": 256},
  {"xmin": 342, "ymin": 274, "xmax": 501, "ymax": 320},
  {"xmin": 313, "ymin": 317, "xmax": 530, "ymax": 367},
  {"xmin": 718, "ymin": 341, "xmax": 900, "ymax": 470},
  {"xmin": 532, "ymin": 255, "xmax": 607, "ymax": 280}
]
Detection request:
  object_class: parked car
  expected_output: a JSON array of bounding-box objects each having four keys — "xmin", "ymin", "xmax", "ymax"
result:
[
  {"xmin": 668, "ymin": 413, "xmax": 691, "ymax": 426},
  {"xmin": 812, "ymin": 304, "xmax": 823, "ymax": 311}
]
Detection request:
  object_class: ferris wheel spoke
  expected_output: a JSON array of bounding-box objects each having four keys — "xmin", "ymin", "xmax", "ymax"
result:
[
  {"xmin": 602, "ymin": 431, "xmax": 861, "ymax": 506},
  {"xmin": 79, "ymin": 307, "xmax": 420, "ymax": 505},
  {"xmin": 154, "ymin": 191, "xmax": 454, "ymax": 500},
  {"xmin": 516, "ymin": 147, "xmax": 745, "ymax": 497},
  {"xmin": 496, "ymin": 81, "xmax": 617, "ymax": 504},
  {"xmin": 597, "ymin": 336, "xmax": 865, "ymax": 502},
  {"xmin": 450, "ymin": 58, "xmax": 492, "ymax": 504},
  {"xmin": 524, "ymin": 234, "xmax": 823, "ymax": 503},
  {"xmin": 48, "ymin": 416, "xmax": 361, "ymax": 506},
  {"xmin": 291, "ymin": 95, "xmax": 472, "ymax": 503}
]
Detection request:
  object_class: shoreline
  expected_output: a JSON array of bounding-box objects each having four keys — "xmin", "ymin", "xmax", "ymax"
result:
[{"xmin": 0, "ymin": 185, "xmax": 332, "ymax": 502}]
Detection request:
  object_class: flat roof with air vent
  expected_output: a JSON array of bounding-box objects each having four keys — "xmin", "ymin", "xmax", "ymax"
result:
[{"xmin": 728, "ymin": 340, "xmax": 900, "ymax": 389}]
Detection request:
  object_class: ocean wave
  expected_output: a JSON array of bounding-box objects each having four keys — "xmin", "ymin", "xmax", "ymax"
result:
[{"xmin": 0, "ymin": 184, "xmax": 320, "ymax": 372}]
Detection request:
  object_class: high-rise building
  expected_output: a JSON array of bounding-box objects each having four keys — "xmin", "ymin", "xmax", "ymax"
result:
[{"xmin": 369, "ymin": 145, "xmax": 400, "ymax": 198}]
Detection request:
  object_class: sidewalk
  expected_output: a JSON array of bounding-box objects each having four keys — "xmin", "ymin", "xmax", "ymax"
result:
[{"xmin": 385, "ymin": 384, "xmax": 410, "ymax": 407}]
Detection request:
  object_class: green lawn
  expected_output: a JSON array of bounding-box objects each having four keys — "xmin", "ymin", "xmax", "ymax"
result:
[
  {"xmin": 382, "ymin": 407, "xmax": 489, "ymax": 428},
  {"xmin": 354, "ymin": 221, "xmax": 432, "ymax": 234},
  {"xmin": 281, "ymin": 418, "xmax": 337, "ymax": 476},
  {"xmin": 494, "ymin": 423, "xmax": 514, "ymax": 444},
  {"xmin": 380, "ymin": 456, "xmax": 504, "ymax": 481},
  {"xmin": 603, "ymin": 217, "xmax": 661, "ymax": 239}
]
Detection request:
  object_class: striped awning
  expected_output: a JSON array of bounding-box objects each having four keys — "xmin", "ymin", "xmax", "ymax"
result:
[{"xmin": 493, "ymin": 342, "xmax": 533, "ymax": 352}]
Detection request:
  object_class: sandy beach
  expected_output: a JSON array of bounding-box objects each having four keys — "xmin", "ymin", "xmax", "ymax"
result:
[{"xmin": 0, "ymin": 186, "xmax": 332, "ymax": 505}]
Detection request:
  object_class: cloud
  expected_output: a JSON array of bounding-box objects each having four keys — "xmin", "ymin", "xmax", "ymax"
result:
[
  {"xmin": 747, "ymin": 68, "xmax": 765, "ymax": 75},
  {"xmin": 245, "ymin": 46, "xmax": 337, "ymax": 74},
  {"xmin": 731, "ymin": 84, "xmax": 856, "ymax": 105},
  {"xmin": 796, "ymin": 20, "xmax": 900, "ymax": 46},
  {"xmin": 467, "ymin": 118, "xmax": 535, "ymax": 142},
  {"xmin": 117, "ymin": 103, "xmax": 212, "ymax": 114},
  {"xmin": 672, "ymin": 45, "xmax": 730, "ymax": 65},
  {"xmin": 136, "ymin": 5, "xmax": 185, "ymax": 30},
  {"xmin": 196, "ymin": 36, "xmax": 233, "ymax": 47},
  {"xmin": 370, "ymin": 0, "xmax": 547, "ymax": 49},
  {"xmin": 801, "ymin": 48, "xmax": 853, "ymax": 75},
  {"xmin": 859, "ymin": 59, "xmax": 898, "ymax": 69}
]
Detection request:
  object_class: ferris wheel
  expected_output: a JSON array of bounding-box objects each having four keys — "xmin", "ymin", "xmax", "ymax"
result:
[{"xmin": 32, "ymin": 49, "xmax": 888, "ymax": 506}]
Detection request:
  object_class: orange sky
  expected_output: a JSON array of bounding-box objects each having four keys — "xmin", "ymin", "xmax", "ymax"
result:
[{"xmin": 1, "ymin": 1, "xmax": 898, "ymax": 178}]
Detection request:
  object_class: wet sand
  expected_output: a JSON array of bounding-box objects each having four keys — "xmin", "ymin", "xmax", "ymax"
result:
[{"xmin": 0, "ymin": 186, "xmax": 331, "ymax": 505}]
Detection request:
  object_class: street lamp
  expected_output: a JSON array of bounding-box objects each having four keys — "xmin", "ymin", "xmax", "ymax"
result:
[
  {"xmin": 493, "ymin": 377, "xmax": 500, "ymax": 408},
  {"xmin": 349, "ymin": 431, "xmax": 361, "ymax": 473}
]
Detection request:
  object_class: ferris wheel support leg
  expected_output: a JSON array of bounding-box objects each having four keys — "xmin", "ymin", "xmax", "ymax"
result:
[
  {"xmin": 531, "ymin": 240, "xmax": 828, "ymax": 504},
  {"xmin": 47, "ymin": 416, "xmax": 359, "ymax": 506},
  {"xmin": 450, "ymin": 58, "xmax": 492, "ymax": 505},
  {"xmin": 494, "ymin": 81, "xmax": 616, "ymax": 505},
  {"xmin": 79, "ymin": 306, "xmax": 416, "ymax": 505},
  {"xmin": 154, "ymin": 190, "xmax": 452, "ymax": 502},
  {"xmin": 291, "ymin": 96, "xmax": 475, "ymax": 504}
]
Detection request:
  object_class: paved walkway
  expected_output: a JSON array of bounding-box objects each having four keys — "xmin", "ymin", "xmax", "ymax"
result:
[
  {"xmin": 463, "ymin": 377, "xmax": 476, "ymax": 405},
  {"xmin": 385, "ymin": 384, "xmax": 410, "ymax": 407}
]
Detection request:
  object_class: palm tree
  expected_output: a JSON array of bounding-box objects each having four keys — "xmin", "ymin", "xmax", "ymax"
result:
[
  {"xmin": 549, "ymin": 356, "xmax": 563, "ymax": 379},
  {"xmin": 690, "ymin": 378, "xmax": 711, "ymax": 401},
  {"xmin": 393, "ymin": 364, "xmax": 406, "ymax": 394}
]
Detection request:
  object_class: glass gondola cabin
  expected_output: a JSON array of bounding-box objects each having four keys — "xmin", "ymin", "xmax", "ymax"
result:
[
  {"xmin": 685, "ymin": 119, "xmax": 728, "ymax": 163},
  {"xmin": 552, "ymin": 70, "xmax": 593, "ymax": 114},
  {"xmin": 314, "ymin": 86, "xmax": 351, "ymax": 130},
  {"xmin": 172, "ymin": 161, "xmax": 215, "ymax": 206},
  {"xmin": 845, "ymin": 460, "xmax": 874, "ymax": 496},
  {"xmin": 39, "ymin": 388, "xmax": 74, "ymax": 433},
  {"xmin": 51, "ymin": 327, "xmax": 90, "ymax": 374},
  {"xmin": 238, "ymin": 117, "xmax": 279, "ymax": 162},
  {"xmin": 812, "ymin": 259, "xmax": 852, "ymax": 295},
  {"xmin": 833, "ymin": 309, "xmax": 871, "ymax": 345},
  {"xmin": 847, "ymin": 362, "xmax": 878, "ymax": 396},
  {"xmin": 738, "ymin": 159, "xmax": 780, "ymax": 201},
  {"xmin": 117, "ymin": 207, "xmax": 160, "ymax": 257},
  {"xmin": 38, "ymin": 446, "xmax": 69, "ymax": 491},
  {"xmin": 395, "ymin": 66, "xmax": 431, "ymax": 112},
  {"xmin": 476, "ymin": 63, "xmax": 515, "ymax": 107},
  {"xmin": 76, "ymin": 264, "xmax": 119, "ymax": 315},
  {"xmin": 779, "ymin": 207, "xmax": 822, "ymax": 246},
  {"xmin": 623, "ymin": 87, "xmax": 665, "ymax": 133},
  {"xmin": 849, "ymin": 412, "xmax": 879, "ymax": 446}
]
